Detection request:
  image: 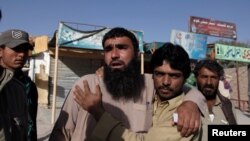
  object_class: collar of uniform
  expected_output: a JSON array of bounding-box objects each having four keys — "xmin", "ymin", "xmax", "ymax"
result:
[{"xmin": 154, "ymin": 93, "xmax": 185, "ymax": 111}]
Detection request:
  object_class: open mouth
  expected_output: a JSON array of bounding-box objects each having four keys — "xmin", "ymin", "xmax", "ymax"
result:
[
  {"xmin": 159, "ymin": 87, "xmax": 172, "ymax": 95},
  {"xmin": 110, "ymin": 61, "xmax": 124, "ymax": 69},
  {"xmin": 203, "ymin": 87, "xmax": 214, "ymax": 93}
]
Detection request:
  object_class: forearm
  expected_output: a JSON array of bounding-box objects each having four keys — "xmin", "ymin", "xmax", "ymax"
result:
[{"xmin": 183, "ymin": 85, "xmax": 206, "ymax": 115}]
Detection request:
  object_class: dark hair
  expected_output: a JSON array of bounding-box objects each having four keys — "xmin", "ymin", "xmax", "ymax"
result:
[
  {"xmin": 193, "ymin": 60, "xmax": 224, "ymax": 78},
  {"xmin": 150, "ymin": 42, "xmax": 191, "ymax": 80},
  {"xmin": 102, "ymin": 27, "xmax": 139, "ymax": 55}
]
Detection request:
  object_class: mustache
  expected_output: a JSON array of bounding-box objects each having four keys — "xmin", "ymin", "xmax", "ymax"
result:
[
  {"xmin": 203, "ymin": 85, "xmax": 214, "ymax": 89},
  {"xmin": 158, "ymin": 86, "xmax": 173, "ymax": 92},
  {"xmin": 109, "ymin": 60, "xmax": 124, "ymax": 65}
]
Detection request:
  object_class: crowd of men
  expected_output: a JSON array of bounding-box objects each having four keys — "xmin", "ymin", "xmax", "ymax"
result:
[{"xmin": 0, "ymin": 25, "xmax": 237, "ymax": 141}]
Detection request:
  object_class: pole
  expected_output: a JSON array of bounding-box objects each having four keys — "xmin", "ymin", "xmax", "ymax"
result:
[
  {"xmin": 232, "ymin": 39, "xmax": 241, "ymax": 110},
  {"xmin": 141, "ymin": 53, "xmax": 144, "ymax": 74},
  {"xmin": 236, "ymin": 61, "xmax": 241, "ymax": 110},
  {"xmin": 51, "ymin": 31, "xmax": 59, "ymax": 124},
  {"xmin": 235, "ymin": 61, "xmax": 241, "ymax": 110}
]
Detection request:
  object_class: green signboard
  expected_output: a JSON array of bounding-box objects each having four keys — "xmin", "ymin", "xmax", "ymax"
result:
[{"xmin": 215, "ymin": 44, "xmax": 250, "ymax": 63}]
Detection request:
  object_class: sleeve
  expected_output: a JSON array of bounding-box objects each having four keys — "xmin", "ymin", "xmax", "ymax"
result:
[
  {"xmin": 183, "ymin": 85, "xmax": 206, "ymax": 115},
  {"xmin": 0, "ymin": 68, "xmax": 13, "ymax": 92},
  {"xmin": 29, "ymin": 82, "xmax": 38, "ymax": 141},
  {"xmin": 49, "ymin": 87, "xmax": 80, "ymax": 141},
  {"xmin": 91, "ymin": 112, "xmax": 145, "ymax": 141},
  {"xmin": 91, "ymin": 112, "xmax": 200, "ymax": 141}
]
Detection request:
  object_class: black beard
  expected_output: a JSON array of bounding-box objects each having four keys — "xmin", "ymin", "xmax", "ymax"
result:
[
  {"xmin": 203, "ymin": 93, "xmax": 217, "ymax": 100},
  {"xmin": 198, "ymin": 85, "xmax": 217, "ymax": 100},
  {"xmin": 103, "ymin": 58, "xmax": 145, "ymax": 101}
]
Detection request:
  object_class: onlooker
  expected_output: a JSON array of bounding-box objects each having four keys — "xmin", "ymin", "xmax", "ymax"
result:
[
  {"xmin": 0, "ymin": 66, "xmax": 28, "ymax": 141},
  {"xmin": 49, "ymin": 27, "xmax": 205, "ymax": 141},
  {"xmin": 193, "ymin": 59, "xmax": 237, "ymax": 141},
  {"xmin": 218, "ymin": 74, "xmax": 232, "ymax": 99},
  {"xmin": 0, "ymin": 29, "xmax": 38, "ymax": 141},
  {"xmin": 74, "ymin": 42, "xmax": 201, "ymax": 141}
]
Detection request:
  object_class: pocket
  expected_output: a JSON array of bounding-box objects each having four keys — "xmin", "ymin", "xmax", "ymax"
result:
[{"xmin": 130, "ymin": 103, "xmax": 153, "ymax": 132}]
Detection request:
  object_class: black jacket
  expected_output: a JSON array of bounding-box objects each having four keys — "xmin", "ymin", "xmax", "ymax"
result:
[{"xmin": 0, "ymin": 68, "xmax": 28, "ymax": 141}]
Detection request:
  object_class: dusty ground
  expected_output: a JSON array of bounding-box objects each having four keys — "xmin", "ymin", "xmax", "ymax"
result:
[{"xmin": 37, "ymin": 105, "xmax": 60, "ymax": 141}]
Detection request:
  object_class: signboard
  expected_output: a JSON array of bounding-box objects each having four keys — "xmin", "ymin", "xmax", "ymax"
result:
[
  {"xmin": 144, "ymin": 42, "xmax": 165, "ymax": 53},
  {"xmin": 57, "ymin": 22, "xmax": 144, "ymax": 52},
  {"xmin": 215, "ymin": 44, "xmax": 250, "ymax": 63},
  {"xmin": 170, "ymin": 29, "xmax": 208, "ymax": 60},
  {"xmin": 189, "ymin": 16, "xmax": 237, "ymax": 39}
]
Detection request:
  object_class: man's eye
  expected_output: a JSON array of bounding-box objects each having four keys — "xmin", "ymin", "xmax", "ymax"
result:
[
  {"xmin": 116, "ymin": 44, "xmax": 127, "ymax": 49},
  {"xmin": 104, "ymin": 46, "xmax": 112, "ymax": 52},
  {"xmin": 154, "ymin": 72, "xmax": 164, "ymax": 76},
  {"xmin": 169, "ymin": 74, "xmax": 179, "ymax": 79}
]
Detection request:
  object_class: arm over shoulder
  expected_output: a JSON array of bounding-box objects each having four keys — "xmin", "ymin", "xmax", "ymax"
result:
[{"xmin": 183, "ymin": 85, "xmax": 206, "ymax": 115}]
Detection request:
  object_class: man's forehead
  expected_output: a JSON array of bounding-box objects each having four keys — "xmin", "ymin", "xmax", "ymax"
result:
[
  {"xmin": 199, "ymin": 67, "xmax": 219, "ymax": 76},
  {"xmin": 104, "ymin": 43, "xmax": 128, "ymax": 48},
  {"xmin": 104, "ymin": 37, "xmax": 132, "ymax": 44}
]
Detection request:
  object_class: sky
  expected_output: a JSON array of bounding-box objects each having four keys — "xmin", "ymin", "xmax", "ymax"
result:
[{"xmin": 0, "ymin": 0, "xmax": 250, "ymax": 44}]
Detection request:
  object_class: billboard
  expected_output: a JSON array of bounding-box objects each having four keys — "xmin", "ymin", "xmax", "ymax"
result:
[
  {"xmin": 170, "ymin": 29, "xmax": 208, "ymax": 60},
  {"xmin": 215, "ymin": 44, "xmax": 250, "ymax": 63},
  {"xmin": 58, "ymin": 22, "xmax": 144, "ymax": 52},
  {"xmin": 144, "ymin": 42, "xmax": 165, "ymax": 53},
  {"xmin": 189, "ymin": 16, "xmax": 237, "ymax": 40}
]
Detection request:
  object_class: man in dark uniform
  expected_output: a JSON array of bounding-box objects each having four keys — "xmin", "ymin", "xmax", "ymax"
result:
[{"xmin": 0, "ymin": 29, "xmax": 38, "ymax": 141}]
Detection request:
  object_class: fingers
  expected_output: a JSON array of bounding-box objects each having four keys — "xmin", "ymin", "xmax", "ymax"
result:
[
  {"xmin": 73, "ymin": 85, "xmax": 83, "ymax": 99},
  {"xmin": 75, "ymin": 85, "xmax": 85, "ymax": 97},
  {"xmin": 83, "ymin": 80, "xmax": 101, "ymax": 96},
  {"xmin": 73, "ymin": 88, "xmax": 84, "ymax": 106},
  {"xmin": 73, "ymin": 80, "xmax": 102, "ymax": 105},
  {"xmin": 183, "ymin": 113, "xmax": 200, "ymax": 136},
  {"xmin": 177, "ymin": 112, "xmax": 193, "ymax": 137},
  {"xmin": 192, "ymin": 114, "xmax": 200, "ymax": 134},
  {"xmin": 176, "ymin": 113, "xmax": 185, "ymax": 136},
  {"xmin": 176, "ymin": 101, "xmax": 201, "ymax": 137},
  {"xmin": 83, "ymin": 80, "xmax": 91, "ymax": 94},
  {"xmin": 183, "ymin": 118, "xmax": 194, "ymax": 137},
  {"xmin": 95, "ymin": 84, "xmax": 102, "ymax": 97}
]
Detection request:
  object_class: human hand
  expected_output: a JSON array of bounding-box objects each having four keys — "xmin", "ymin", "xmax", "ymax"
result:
[
  {"xmin": 73, "ymin": 80, "xmax": 104, "ymax": 121},
  {"xmin": 175, "ymin": 101, "xmax": 200, "ymax": 137}
]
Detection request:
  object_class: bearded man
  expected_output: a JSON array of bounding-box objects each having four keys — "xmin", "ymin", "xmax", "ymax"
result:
[{"xmin": 49, "ymin": 27, "xmax": 204, "ymax": 141}]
